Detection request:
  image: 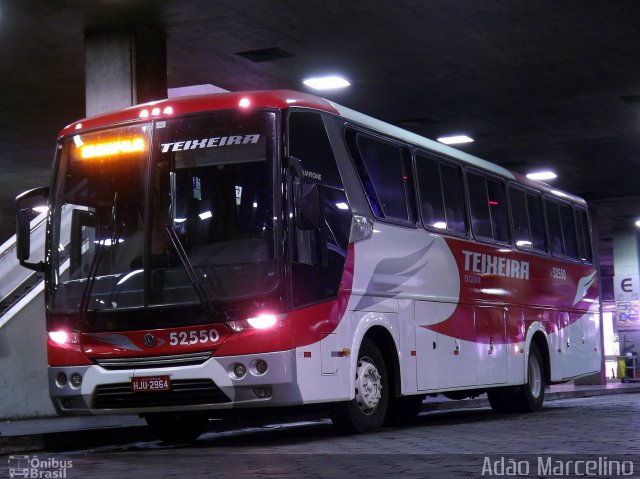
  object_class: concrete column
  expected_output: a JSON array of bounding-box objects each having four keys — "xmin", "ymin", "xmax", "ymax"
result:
[
  {"xmin": 613, "ymin": 227, "xmax": 640, "ymax": 361},
  {"xmin": 85, "ymin": 25, "xmax": 167, "ymax": 117}
]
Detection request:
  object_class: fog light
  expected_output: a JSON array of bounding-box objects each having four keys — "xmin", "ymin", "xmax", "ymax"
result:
[
  {"xmin": 253, "ymin": 387, "xmax": 272, "ymax": 399},
  {"xmin": 56, "ymin": 372, "xmax": 68, "ymax": 387},
  {"xmin": 61, "ymin": 398, "xmax": 73, "ymax": 409},
  {"xmin": 70, "ymin": 373, "xmax": 82, "ymax": 388},
  {"xmin": 233, "ymin": 363, "xmax": 247, "ymax": 379},
  {"xmin": 255, "ymin": 359, "xmax": 268, "ymax": 374}
]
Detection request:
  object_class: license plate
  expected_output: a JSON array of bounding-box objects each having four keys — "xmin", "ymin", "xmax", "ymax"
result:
[{"xmin": 132, "ymin": 375, "xmax": 171, "ymax": 392}]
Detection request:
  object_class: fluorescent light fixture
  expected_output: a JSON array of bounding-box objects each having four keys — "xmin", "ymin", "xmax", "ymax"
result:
[
  {"xmin": 437, "ymin": 135, "xmax": 474, "ymax": 145},
  {"xmin": 303, "ymin": 75, "xmax": 350, "ymax": 90},
  {"xmin": 199, "ymin": 211, "xmax": 213, "ymax": 220},
  {"xmin": 635, "ymin": 219, "xmax": 640, "ymax": 228},
  {"xmin": 526, "ymin": 171, "xmax": 557, "ymax": 181},
  {"xmin": 335, "ymin": 202, "xmax": 349, "ymax": 210}
]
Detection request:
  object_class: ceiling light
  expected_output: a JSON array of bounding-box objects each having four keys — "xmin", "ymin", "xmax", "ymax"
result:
[
  {"xmin": 302, "ymin": 76, "xmax": 351, "ymax": 90},
  {"xmin": 526, "ymin": 171, "xmax": 557, "ymax": 181},
  {"xmin": 437, "ymin": 135, "xmax": 474, "ymax": 145},
  {"xmin": 635, "ymin": 219, "xmax": 640, "ymax": 228}
]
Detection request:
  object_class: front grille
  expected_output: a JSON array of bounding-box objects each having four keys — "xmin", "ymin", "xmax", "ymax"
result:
[
  {"xmin": 92, "ymin": 379, "xmax": 230, "ymax": 409},
  {"xmin": 94, "ymin": 351, "xmax": 213, "ymax": 370}
]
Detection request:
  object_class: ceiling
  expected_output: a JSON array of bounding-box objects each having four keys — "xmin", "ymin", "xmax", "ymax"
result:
[{"xmin": 2, "ymin": 0, "xmax": 640, "ymax": 282}]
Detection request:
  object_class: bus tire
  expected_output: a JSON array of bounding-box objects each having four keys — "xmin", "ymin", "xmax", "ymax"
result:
[
  {"xmin": 331, "ymin": 338, "xmax": 389, "ymax": 433},
  {"xmin": 384, "ymin": 394, "xmax": 425, "ymax": 426},
  {"xmin": 488, "ymin": 343, "xmax": 545, "ymax": 414},
  {"xmin": 144, "ymin": 412, "xmax": 208, "ymax": 444},
  {"xmin": 513, "ymin": 342, "xmax": 545, "ymax": 412},
  {"xmin": 487, "ymin": 386, "xmax": 518, "ymax": 413}
]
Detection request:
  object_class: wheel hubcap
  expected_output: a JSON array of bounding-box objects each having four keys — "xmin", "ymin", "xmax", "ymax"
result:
[
  {"xmin": 355, "ymin": 356, "xmax": 382, "ymax": 414},
  {"xmin": 528, "ymin": 354, "xmax": 542, "ymax": 398}
]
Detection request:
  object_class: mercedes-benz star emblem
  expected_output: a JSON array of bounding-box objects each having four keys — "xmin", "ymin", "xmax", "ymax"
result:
[{"xmin": 143, "ymin": 334, "xmax": 155, "ymax": 348}]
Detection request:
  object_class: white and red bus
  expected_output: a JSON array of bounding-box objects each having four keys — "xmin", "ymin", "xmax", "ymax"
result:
[{"xmin": 16, "ymin": 90, "xmax": 600, "ymax": 441}]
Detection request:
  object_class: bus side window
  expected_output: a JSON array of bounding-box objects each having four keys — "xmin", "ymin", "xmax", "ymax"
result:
[
  {"xmin": 415, "ymin": 152, "xmax": 467, "ymax": 235},
  {"xmin": 510, "ymin": 186, "xmax": 532, "ymax": 249},
  {"xmin": 440, "ymin": 163, "xmax": 467, "ymax": 235},
  {"xmin": 415, "ymin": 153, "xmax": 446, "ymax": 229},
  {"xmin": 575, "ymin": 208, "xmax": 593, "ymax": 263},
  {"xmin": 348, "ymin": 132, "xmax": 415, "ymax": 224},
  {"xmin": 526, "ymin": 191, "xmax": 547, "ymax": 252},
  {"xmin": 546, "ymin": 199, "xmax": 564, "ymax": 257},
  {"xmin": 547, "ymin": 198, "xmax": 580, "ymax": 260},
  {"xmin": 487, "ymin": 178, "xmax": 510, "ymax": 243},
  {"xmin": 510, "ymin": 186, "xmax": 546, "ymax": 252},
  {"xmin": 467, "ymin": 172, "xmax": 493, "ymax": 240},
  {"xmin": 468, "ymin": 172, "xmax": 510, "ymax": 244},
  {"xmin": 559, "ymin": 203, "xmax": 578, "ymax": 259}
]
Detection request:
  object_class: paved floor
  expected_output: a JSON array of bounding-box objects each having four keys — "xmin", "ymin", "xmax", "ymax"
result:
[
  {"xmin": 1, "ymin": 381, "xmax": 639, "ymax": 455},
  {"xmin": 2, "ymin": 392, "xmax": 640, "ymax": 478}
]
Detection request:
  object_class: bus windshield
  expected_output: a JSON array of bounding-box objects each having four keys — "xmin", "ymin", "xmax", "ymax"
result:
[{"xmin": 48, "ymin": 110, "xmax": 278, "ymax": 314}]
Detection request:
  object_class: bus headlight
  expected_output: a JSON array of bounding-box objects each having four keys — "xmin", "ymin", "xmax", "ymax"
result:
[
  {"xmin": 226, "ymin": 313, "xmax": 286, "ymax": 333},
  {"xmin": 255, "ymin": 359, "xmax": 268, "ymax": 375},
  {"xmin": 70, "ymin": 373, "xmax": 83, "ymax": 388},
  {"xmin": 56, "ymin": 372, "xmax": 68, "ymax": 387},
  {"xmin": 232, "ymin": 363, "xmax": 247, "ymax": 379}
]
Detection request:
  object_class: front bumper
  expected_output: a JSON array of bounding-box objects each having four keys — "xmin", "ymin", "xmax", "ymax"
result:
[{"xmin": 49, "ymin": 349, "xmax": 302, "ymax": 415}]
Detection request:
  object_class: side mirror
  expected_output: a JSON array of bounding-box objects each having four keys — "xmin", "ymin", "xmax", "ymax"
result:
[
  {"xmin": 297, "ymin": 183, "xmax": 321, "ymax": 230},
  {"xmin": 287, "ymin": 156, "xmax": 322, "ymax": 230},
  {"xmin": 16, "ymin": 187, "xmax": 49, "ymax": 271}
]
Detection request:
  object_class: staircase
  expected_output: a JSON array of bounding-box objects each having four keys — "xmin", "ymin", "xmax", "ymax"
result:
[{"xmin": 0, "ymin": 212, "xmax": 47, "ymax": 322}]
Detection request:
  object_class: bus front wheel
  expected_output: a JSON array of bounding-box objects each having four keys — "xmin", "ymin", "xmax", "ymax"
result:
[{"xmin": 331, "ymin": 338, "xmax": 389, "ymax": 433}]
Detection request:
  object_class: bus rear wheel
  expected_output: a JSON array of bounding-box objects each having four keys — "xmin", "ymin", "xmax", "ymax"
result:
[
  {"xmin": 144, "ymin": 412, "xmax": 209, "ymax": 444},
  {"xmin": 488, "ymin": 343, "xmax": 545, "ymax": 414},
  {"xmin": 331, "ymin": 338, "xmax": 389, "ymax": 433},
  {"xmin": 514, "ymin": 342, "xmax": 545, "ymax": 412}
]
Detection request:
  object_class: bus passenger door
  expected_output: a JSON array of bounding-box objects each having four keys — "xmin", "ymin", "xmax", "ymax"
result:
[
  {"xmin": 560, "ymin": 312, "xmax": 587, "ymax": 379},
  {"xmin": 475, "ymin": 306, "xmax": 508, "ymax": 385}
]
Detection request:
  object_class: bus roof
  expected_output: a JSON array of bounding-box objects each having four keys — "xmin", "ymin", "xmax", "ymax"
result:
[{"xmin": 60, "ymin": 89, "xmax": 586, "ymax": 206}]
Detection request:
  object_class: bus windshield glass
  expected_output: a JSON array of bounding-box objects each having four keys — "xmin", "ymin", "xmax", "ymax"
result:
[{"xmin": 48, "ymin": 110, "xmax": 278, "ymax": 314}]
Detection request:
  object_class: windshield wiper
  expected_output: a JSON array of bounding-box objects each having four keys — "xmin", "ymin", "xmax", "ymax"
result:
[
  {"xmin": 77, "ymin": 226, "xmax": 107, "ymax": 328},
  {"xmin": 77, "ymin": 192, "xmax": 119, "ymax": 327},
  {"xmin": 165, "ymin": 224, "xmax": 214, "ymax": 317}
]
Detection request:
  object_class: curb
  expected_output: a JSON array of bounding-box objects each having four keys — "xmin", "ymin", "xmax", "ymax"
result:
[{"xmin": 0, "ymin": 427, "xmax": 153, "ymax": 455}]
